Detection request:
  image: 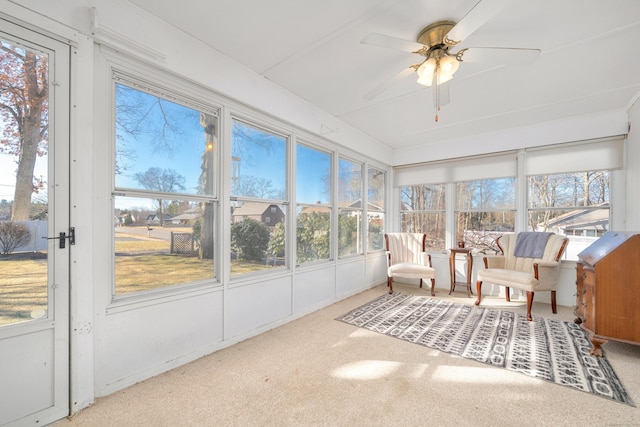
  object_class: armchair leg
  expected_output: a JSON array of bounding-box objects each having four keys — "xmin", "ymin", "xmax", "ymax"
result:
[
  {"xmin": 419, "ymin": 278, "xmax": 423, "ymax": 289},
  {"xmin": 430, "ymin": 278, "xmax": 435, "ymax": 297},
  {"xmin": 474, "ymin": 280, "xmax": 483, "ymax": 306},
  {"xmin": 387, "ymin": 277, "xmax": 393, "ymax": 294},
  {"xmin": 525, "ymin": 291, "xmax": 534, "ymax": 321},
  {"xmin": 505, "ymin": 286, "xmax": 511, "ymax": 302},
  {"xmin": 551, "ymin": 291, "xmax": 557, "ymax": 314}
]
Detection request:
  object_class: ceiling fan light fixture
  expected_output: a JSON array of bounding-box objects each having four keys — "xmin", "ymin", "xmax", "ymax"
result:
[
  {"xmin": 416, "ymin": 58, "xmax": 436, "ymax": 86},
  {"xmin": 439, "ymin": 55, "xmax": 459, "ymax": 78}
]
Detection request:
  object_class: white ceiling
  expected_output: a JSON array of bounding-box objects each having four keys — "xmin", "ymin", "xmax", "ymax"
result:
[{"xmin": 127, "ymin": 0, "xmax": 640, "ymax": 151}]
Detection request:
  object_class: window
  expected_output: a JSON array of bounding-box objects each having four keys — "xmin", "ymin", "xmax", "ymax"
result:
[
  {"xmin": 0, "ymin": 34, "xmax": 51, "ymax": 325},
  {"xmin": 338, "ymin": 158, "xmax": 363, "ymax": 257},
  {"xmin": 367, "ymin": 167, "xmax": 385, "ymax": 252},
  {"xmin": 400, "ymin": 184, "xmax": 446, "ymax": 251},
  {"xmin": 456, "ymin": 178, "xmax": 515, "ymax": 253},
  {"xmin": 113, "ymin": 82, "xmax": 218, "ymax": 295},
  {"xmin": 230, "ymin": 119, "xmax": 287, "ymax": 275},
  {"xmin": 528, "ymin": 171, "xmax": 610, "ymax": 260},
  {"xmin": 296, "ymin": 143, "xmax": 331, "ymax": 264}
]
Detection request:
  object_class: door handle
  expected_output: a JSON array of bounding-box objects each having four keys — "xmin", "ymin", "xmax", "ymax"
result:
[{"xmin": 43, "ymin": 227, "xmax": 75, "ymax": 249}]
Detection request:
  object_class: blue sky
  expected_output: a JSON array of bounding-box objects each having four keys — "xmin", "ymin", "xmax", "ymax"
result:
[{"xmin": 115, "ymin": 84, "xmax": 208, "ymax": 194}]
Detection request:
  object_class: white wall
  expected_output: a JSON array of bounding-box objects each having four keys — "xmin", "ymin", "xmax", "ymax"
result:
[{"xmin": 392, "ymin": 109, "xmax": 629, "ymax": 166}]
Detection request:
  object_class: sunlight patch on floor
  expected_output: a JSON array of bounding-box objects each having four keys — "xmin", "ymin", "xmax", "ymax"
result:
[
  {"xmin": 431, "ymin": 365, "xmax": 541, "ymax": 384},
  {"xmin": 331, "ymin": 360, "xmax": 404, "ymax": 380}
]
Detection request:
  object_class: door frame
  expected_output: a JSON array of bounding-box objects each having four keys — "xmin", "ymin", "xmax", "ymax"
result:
[{"xmin": 0, "ymin": 11, "xmax": 75, "ymax": 426}]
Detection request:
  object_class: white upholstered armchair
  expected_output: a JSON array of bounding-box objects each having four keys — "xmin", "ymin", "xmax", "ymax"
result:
[
  {"xmin": 384, "ymin": 233, "xmax": 436, "ymax": 296},
  {"xmin": 475, "ymin": 232, "xmax": 569, "ymax": 321}
]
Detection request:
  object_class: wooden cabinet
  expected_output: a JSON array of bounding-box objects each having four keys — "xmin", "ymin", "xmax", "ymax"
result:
[{"xmin": 575, "ymin": 232, "xmax": 640, "ymax": 356}]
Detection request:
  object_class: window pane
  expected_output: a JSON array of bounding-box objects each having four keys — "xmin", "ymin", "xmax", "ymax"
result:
[
  {"xmin": 456, "ymin": 178, "xmax": 515, "ymax": 253},
  {"xmin": 115, "ymin": 83, "xmax": 217, "ymax": 196},
  {"xmin": 230, "ymin": 201, "xmax": 286, "ymax": 275},
  {"xmin": 338, "ymin": 209, "xmax": 361, "ymax": 257},
  {"xmin": 401, "ymin": 185, "xmax": 445, "ymax": 211},
  {"xmin": 338, "ymin": 158, "xmax": 363, "ymax": 257},
  {"xmin": 296, "ymin": 144, "xmax": 330, "ymax": 205},
  {"xmin": 231, "ymin": 121, "xmax": 286, "ymax": 199},
  {"xmin": 456, "ymin": 211, "xmax": 515, "ymax": 254},
  {"xmin": 368, "ymin": 168, "xmax": 385, "ymax": 211},
  {"xmin": 528, "ymin": 171, "xmax": 610, "ymax": 260},
  {"xmin": 0, "ymin": 38, "xmax": 49, "ymax": 326},
  {"xmin": 401, "ymin": 212, "xmax": 446, "ymax": 251},
  {"xmin": 296, "ymin": 206, "xmax": 330, "ymax": 263},
  {"xmin": 114, "ymin": 196, "xmax": 215, "ymax": 295},
  {"xmin": 528, "ymin": 171, "xmax": 609, "ymax": 208},
  {"xmin": 338, "ymin": 158, "xmax": 362, "ymax": 204},
  {"xmin": 456, "ymin": 178, "xmax": 515, "ymax": 210},
  {"xmin": 367, "ymin": 211, "xmax": 385, "ymax": 251},
  {"xmin": 296, "ymin": 144, "xmax": 331, "ymax": 264},
  {"xmin": 367, "ymin": 168, "xmax": 385, "ymax": 252},
  {"xmin": 400, "ymin": 185, "xmax": 446, "ymax": 251}
]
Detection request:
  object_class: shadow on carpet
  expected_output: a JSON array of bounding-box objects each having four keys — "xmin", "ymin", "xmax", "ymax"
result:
[{"xmin": 336, "ymin": 292, "xmax": 634, "ymax": 406}]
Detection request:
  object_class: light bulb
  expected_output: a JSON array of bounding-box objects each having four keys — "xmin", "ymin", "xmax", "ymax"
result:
[
  {"xmin": 439, "ymin": 56, "xmax": 459, "ymax": 79},
  {"xmin": 416, "ymin": 58, "xmax": 436, "ymax": 87}
]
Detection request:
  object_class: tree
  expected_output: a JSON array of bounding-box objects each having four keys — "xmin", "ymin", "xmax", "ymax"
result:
[
  {"xmin": 133, "ymin": 167, "xmax": 186, "ymax": 226},
  {"xmin": 231, "ymin": 218, "xmax": 269, "ymax": 261},
  {"xmin": 0, "ymin": 221, "xmax": 31, "ymax": 255},
  {"xmin": 234, "ymin": 175, "xmax": 284, "ymax": 199},
  {"xmin": 0, "ymin": 41, "xmax": 48, "ymax": 220},
  {"xmin": 268, "ymin": 221, "xmax": 285, "ymax": 258},
  {"xmin": 296, "ymin": 212, "xmax": 330, "ymax": 263}
]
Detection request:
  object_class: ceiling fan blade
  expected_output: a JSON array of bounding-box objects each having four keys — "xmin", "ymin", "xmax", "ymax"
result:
[
  {"xmin": 445, "ymin": 0, "xmax": 511, "ymax": 45},
  {"xmin": 361, "ymin": 33, "xmax": 425, "ymax": 53},
  {"xmin": 364, "ymin": 66, "xmax": 416, "ymax": 100},
  {"xmin": 457, "ymin": 47, "xmax": 540, "ymax": 65}
]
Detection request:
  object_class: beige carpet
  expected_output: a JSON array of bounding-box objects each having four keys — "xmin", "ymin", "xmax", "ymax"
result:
[{"xmin": 54, "ymin": 283, "xmax": 639, "ymax": 426}]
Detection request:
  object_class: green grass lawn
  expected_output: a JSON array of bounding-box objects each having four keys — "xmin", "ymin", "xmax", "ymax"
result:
[
  {"xmin": 1, "ymin": 232, "xmax": 280, "ymax": 325},
  {"xmin": 0, "ymin": 256, "xmax": 48, "ymax": 325}
]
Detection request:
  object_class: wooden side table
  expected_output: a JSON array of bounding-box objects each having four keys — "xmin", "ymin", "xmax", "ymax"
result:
[{"xmin": 449, "ymin": 248, "xmax": 473, "ymax": 297}]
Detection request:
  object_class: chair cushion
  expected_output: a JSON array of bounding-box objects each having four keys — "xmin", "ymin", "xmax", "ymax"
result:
[
  {"xmin": 388, "ymin": 262, "xmax": 435, "ymax": 280},
  {"xmin": 477, "ymin": 268, "xmax": 538, "ymax": 291}
]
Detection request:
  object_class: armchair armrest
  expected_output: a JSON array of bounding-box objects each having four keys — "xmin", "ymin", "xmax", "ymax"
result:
[
  {"xmin": 385, "ymin": 251, "xmax": 392, "ymax": 268},
  {"xmin": 420, "ymin": 252, "xmax": 433, "ymax": 267},
  {"xmin": 533, "ymin": 261, "xmax": 561, "ymax": 290}
]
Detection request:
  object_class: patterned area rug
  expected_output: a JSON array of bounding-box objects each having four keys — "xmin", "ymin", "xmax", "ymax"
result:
[{"xmin": 336, "ymin": 292, "xmax": 634, "ymax": 406}]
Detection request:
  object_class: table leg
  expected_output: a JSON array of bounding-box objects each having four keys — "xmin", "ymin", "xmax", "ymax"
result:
[
  {"xmin": 466, "ymin": 251, "xmax": 473, "ymax": 297},
  {"xmin": 449, "ymin": 251, "xmax": 455, "ymax": 294}
]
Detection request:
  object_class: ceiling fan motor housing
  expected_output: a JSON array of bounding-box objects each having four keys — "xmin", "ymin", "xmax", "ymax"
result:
[{"xmin": 416, "ymin": 20, "xmax": 456, "ymax": 51}]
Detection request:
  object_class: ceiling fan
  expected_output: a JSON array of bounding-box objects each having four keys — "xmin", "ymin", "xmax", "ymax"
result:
[{"xmin": 361, "ymin": 0, "xmax": 540, "ymax": 121}]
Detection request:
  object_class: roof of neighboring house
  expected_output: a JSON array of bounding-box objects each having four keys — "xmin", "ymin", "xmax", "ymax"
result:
[
  {"xmin": 541, "ymin": 203, "xmax": 609, "ymax": 230},
  {"xmin": 300, "ymin": 199, "xmax": 385, "ymax": 214},
  {"xmin": 170, "ymin": 212, "xmax": 200, "ymax": 221},
  {"xmin": 232, "ymin": 202, "xmax": 281, "ymax": 216},
  {"xmin": 147, "ymin": 213, "xmax": 174, "ymax": 220}
]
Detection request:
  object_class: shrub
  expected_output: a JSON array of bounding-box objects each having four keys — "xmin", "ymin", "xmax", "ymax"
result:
[
  {"xmin": 0, "ymin": 222, "xmax": 32, "ymax": 255},
  {"xmin": 231, "ymin": 218, "xmax": 269, "ymax": 261}
]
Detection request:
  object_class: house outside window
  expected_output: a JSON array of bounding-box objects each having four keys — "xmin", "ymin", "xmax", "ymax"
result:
[
  {"xmin": 113, "ymin": 81, "xmax": 218, "ymax": 295},
  {"xmin": 230, "ymin": 119, "xmax": 287, "ymax": 274},
  {"xmin": 338, "ymin": 158, "xmax": 363, "ymax": 257},
  {"xmin": 296, "ymin": 143, "xmax": 331, "ymax": 264}
]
